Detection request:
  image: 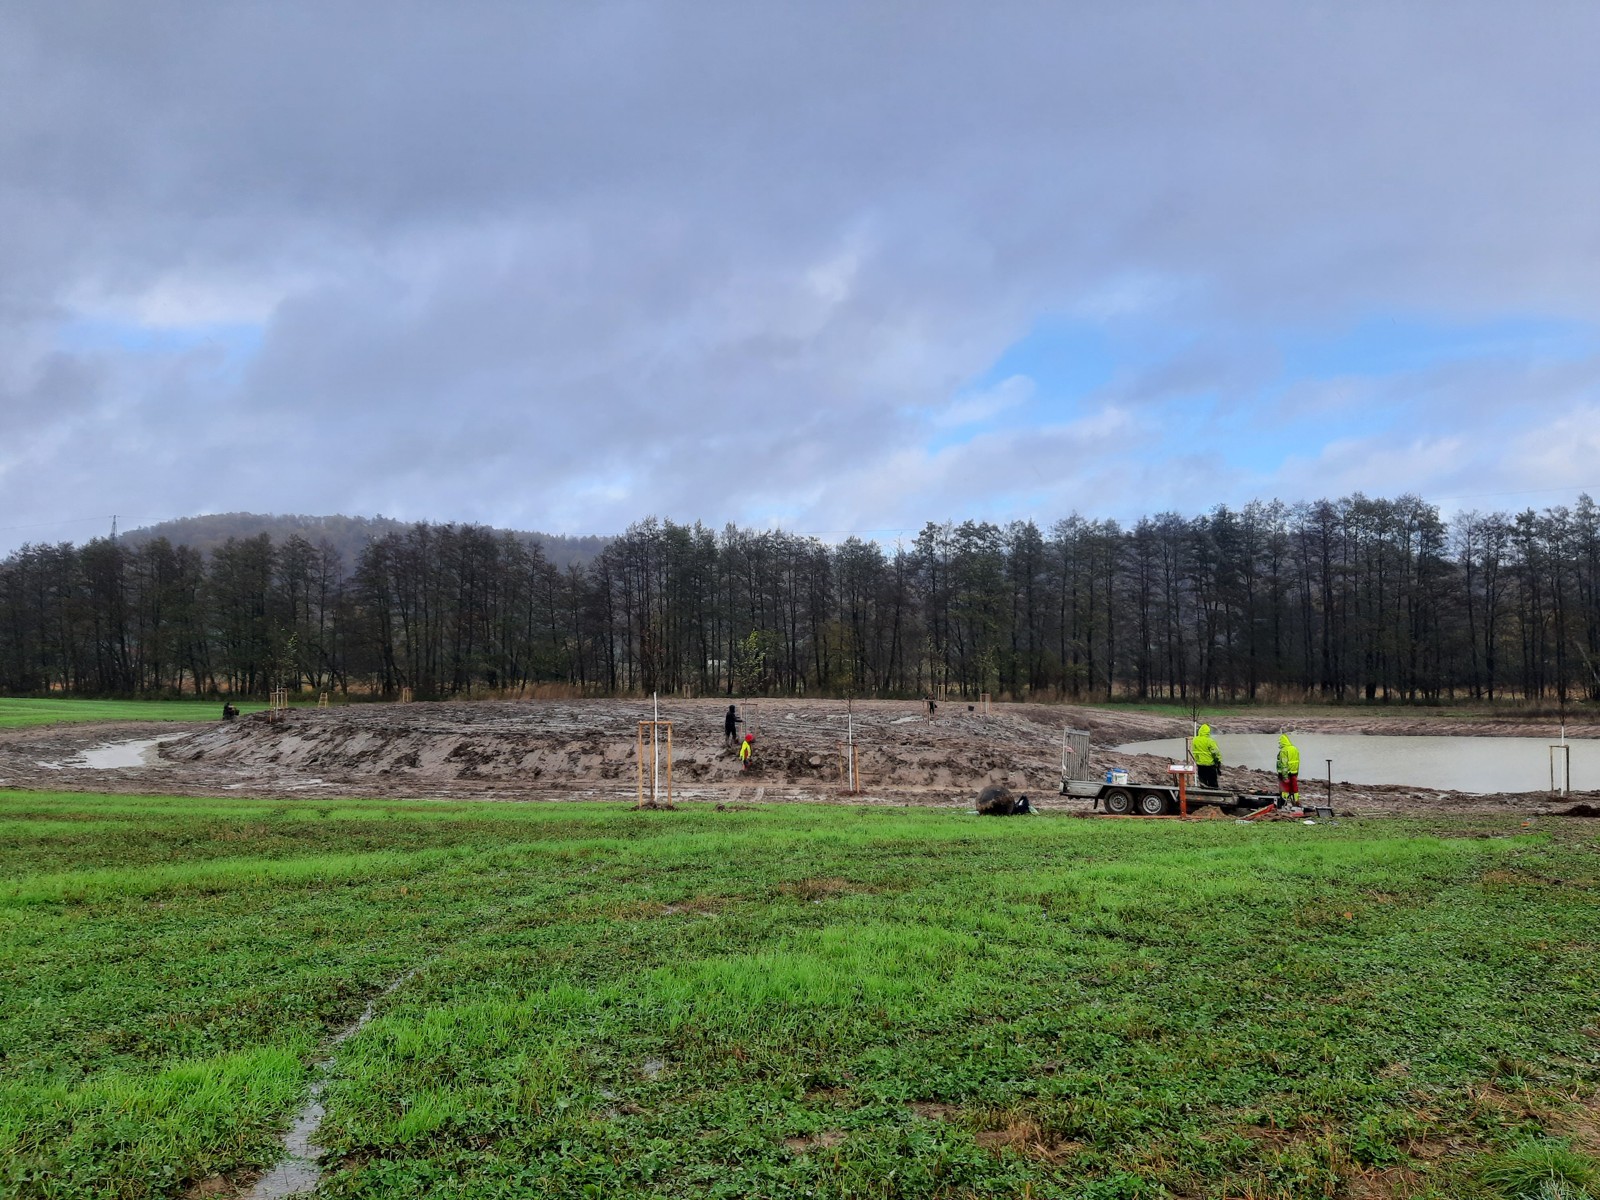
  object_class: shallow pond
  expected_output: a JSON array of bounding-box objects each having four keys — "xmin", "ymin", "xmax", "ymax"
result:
[{"xmin": 1113, "ymin": 733, "xmax": 1592, "ymax": 795}]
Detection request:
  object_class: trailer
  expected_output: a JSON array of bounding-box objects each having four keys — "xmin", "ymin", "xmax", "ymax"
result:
[
  {"xmin": 1060, "ymin": 775, "xmax": 1278, "ymax": 816},
  {"xmin": 1057, "ymin": 727, "xmax": 1280, "ymax": 817}
]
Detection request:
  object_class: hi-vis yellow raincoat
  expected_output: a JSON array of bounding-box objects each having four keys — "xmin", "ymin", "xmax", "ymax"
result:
[
  {"xmin": 1276, "ymin": 734, "xmax": 1300, "ymax": 777},
  {"xmin": 1191, "ymin": 724, "xmax": 1221, "ymax": 766}
]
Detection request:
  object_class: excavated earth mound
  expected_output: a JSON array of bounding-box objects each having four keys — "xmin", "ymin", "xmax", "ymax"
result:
[
  {"xmin": 1, "ymin": 697, "xmax": 1596, "ymax": 814},
  {"xmin": 157, "ymin": 698, "xmax": 1114, "ymax": 804}
]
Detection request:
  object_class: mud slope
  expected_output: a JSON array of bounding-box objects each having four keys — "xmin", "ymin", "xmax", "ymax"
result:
[
  {"xmin": 2, "ymin": 698, "xmax": 1593, "ymax": 814},
  {"xmin": 161, "ymin": 698, "xmax": 1117, "ymax": 800}
]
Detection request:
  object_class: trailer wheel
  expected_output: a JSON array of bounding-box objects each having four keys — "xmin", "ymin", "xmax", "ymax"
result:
[
  {"xmin": 1136, "ymin": 791, "xmax": 1169, "ymax": 816},
  {"xmin": 1103, "ymin": 788, "xmax": 1134, "ymax": 815}
]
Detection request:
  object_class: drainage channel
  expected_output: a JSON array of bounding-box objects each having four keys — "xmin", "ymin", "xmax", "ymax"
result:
[{"xmin": 248, "ymin": 970, "xmax": 419, "ymax": 1199}]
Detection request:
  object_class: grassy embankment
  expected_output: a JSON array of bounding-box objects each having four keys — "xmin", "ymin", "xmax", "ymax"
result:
[
  {"xmin": 0, "ymin": 699, "xmax": 271, "ymax": 729},
  {"xmin": 2, "ymin": 793, "xmax": 1597, "ymax": 1199},
  {"xmin": 0, "ymin": 694, "xmax": 1587, "ymax": 732}
]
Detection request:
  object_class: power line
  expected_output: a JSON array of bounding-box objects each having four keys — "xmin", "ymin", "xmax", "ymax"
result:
[
  {"xmin": 1432, "ymin": 485, "xmax": 1600, "ymax": 503},
  {"xmin": 0, "ymin": 513, "xmax": 184, "ymax": 538},
  {"xmin": 794, "ymin": 527, "xmax": 918, "ymax": 536},
  {"xmin": 0, "ymin": 515, "xmax": 118, "ymax": 535}
]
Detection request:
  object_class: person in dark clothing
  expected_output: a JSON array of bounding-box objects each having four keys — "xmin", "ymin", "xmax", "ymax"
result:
[
  {"xmin": 976, "ymin": 785, "xmax": 1033, "ymax": 815},
  {"xmin": 724, "ymin": 704, "xmax": 742, "ymax": 744},
  {"xmin": 222, "ymin": 702, "xmax": 238, "ymax": 721}
]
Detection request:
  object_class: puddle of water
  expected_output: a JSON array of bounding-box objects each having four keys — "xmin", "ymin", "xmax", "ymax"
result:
[
  {"xmin": 248, "ymin": 1098, "xmax": 324, "ymax": 1199},
  {"xmin": 50, "ymin": 736, "xmax": 178, "ymax": 770},
  {"xmin": 1114, "ymin": 733, "xmax": 1598, "ymax": 794},
  {"xmin": 248, "ymin": 971, "xmax": 418, "ymax": 1199}
]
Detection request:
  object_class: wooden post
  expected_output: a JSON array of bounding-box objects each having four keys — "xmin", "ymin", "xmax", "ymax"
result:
[
  {"xmin": 837, "ymin": 742, "xmax": 861, "ymax": 794},
  {"xmin": 266, "ymin": 687, "xmax": 290, "ymax": 723},
  {"xmin": 1168, "ymin": 762, "xmax": 1195, "ymax": 818},
  {"xmin": 1550, "ymin": 743, "xmax": 1571, "ymax": 795},
  {"xmin": 980, "ymin": 692, "xmax": 991, "ymax": 715},
  {"xmin": 636, "ymin": 720, "xmax": 673, "ymax": 807},
  {"xmin": 847, "ymin": 697, "xmax": 853, "ymax": 791}
]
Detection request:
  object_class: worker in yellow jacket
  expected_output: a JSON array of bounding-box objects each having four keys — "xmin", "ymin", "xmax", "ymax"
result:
[
  {"xmin": 739, "ymin": 734, "xmax": 754, "ymax": 770},
  {"xmin": 1276, "ymin": 733, "xmax": 1301, "ymax": 805},
  {"xmin": 1191, "ymin": 723, "xmax": 1222, "ymax": 789}
]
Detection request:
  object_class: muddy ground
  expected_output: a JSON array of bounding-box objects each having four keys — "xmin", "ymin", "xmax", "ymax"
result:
[{"xmin": 2, "ymin": 698, "xmax": 1599, "ymax": 817}]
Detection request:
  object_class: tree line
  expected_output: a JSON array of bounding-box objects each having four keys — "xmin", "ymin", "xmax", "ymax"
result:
[{"xmin": 3, "ymin": 493, "xmax": 1600, "ymax": 705}]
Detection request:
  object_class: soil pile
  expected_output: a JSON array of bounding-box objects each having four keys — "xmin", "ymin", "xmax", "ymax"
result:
[
  {"xmin": 0, "ymin": 698, "xmax": 1593, "ymax": 815},
  {"xmin": 158, "ymin": 698, "xmax": 1087, "ymax": 802}
]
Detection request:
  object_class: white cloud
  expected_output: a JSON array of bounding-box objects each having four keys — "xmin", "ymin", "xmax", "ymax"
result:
[{"xmin": 930, "ymin": 374, "xmax": 1035, "ymax": 428}]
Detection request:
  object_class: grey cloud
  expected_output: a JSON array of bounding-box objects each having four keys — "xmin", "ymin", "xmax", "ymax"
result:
[{"xmin": 3, "ymin": 2, "xmax": 1600, "ymax": 550}]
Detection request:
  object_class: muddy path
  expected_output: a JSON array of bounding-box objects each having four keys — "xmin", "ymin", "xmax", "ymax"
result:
[{"xmin": 0, "ymin": 699, "xmax": 1596, "ymax": 817}]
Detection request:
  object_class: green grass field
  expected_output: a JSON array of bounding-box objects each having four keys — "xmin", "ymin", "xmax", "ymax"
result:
[
  {"xmin": 2, "ymin": 794, "xmax": 1597, "ymax": 1200},
  {"xmin": 0, "ymin": 698, "xmax": 272, "ymax": 729}
]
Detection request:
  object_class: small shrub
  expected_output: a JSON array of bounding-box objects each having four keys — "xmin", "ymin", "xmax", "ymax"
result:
[{"xmin": 1478, "ymin": 1138, "xmax": 1597, "ymax": 1200}]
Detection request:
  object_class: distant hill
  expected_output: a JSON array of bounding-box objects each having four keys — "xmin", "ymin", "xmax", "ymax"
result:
[{"xmin": 121, "ymin": 513, "xmax": 610, "ymax": 571}]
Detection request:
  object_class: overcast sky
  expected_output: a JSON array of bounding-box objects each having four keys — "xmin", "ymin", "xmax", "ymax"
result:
[{"xmin": 3, "ymin": 2, "xmax": 1599, "ymax": 553}]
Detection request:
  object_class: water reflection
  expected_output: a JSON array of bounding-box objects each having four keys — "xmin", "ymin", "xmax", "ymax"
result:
[{"xmin": 1114, "ymin": 733, "xmax": 1590, "ymax": 794}]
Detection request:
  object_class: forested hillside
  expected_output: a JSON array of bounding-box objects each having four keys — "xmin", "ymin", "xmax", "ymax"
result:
[
  {"xmin": 121, "ymin": 512, "xmax": 608, "ymax": 571},
  {"xmin": 2, "ymin": 494, "xmax": 1597, "ymax": 704}
]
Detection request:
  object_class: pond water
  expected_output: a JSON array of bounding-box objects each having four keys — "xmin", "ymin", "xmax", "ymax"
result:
[{"xmin": 1113, "ymin": 733, "xmax": 1593, "ymax": 795}]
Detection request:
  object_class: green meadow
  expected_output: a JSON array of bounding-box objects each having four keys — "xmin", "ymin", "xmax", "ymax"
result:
[
  {"xmin": 1, "ymin": 793, "xmax": 1597, "ymax": 1200},
  {"xmin": 0, "ymin": 699, "xmax": 269, "ymax": 729}
]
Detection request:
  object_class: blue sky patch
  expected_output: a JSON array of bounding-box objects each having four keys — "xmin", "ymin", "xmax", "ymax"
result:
[
  {"xmin": 55, "ymin": 316, "xmax": 264, "ymax": 360},
  {"xmin": 1276, "ymin": 313, "xmax": 1599, "ymax": 380}
]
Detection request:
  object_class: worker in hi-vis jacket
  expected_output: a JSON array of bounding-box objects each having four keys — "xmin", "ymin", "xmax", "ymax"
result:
[
  {"xmin": 1191, "ymin": 723, "xmax": 1222, "ymax": 789},
  {"xmin": 1276, "ymin": 733, "xmax": 1301, "ymax": 805}
]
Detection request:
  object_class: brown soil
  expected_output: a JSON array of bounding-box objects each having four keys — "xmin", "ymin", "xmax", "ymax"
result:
[
  {"xmin": 783, "ymin": 1129, "xmax": 846, "ymax": 1154},
  {"xmin": 0, "ymin": 698, "xmax": 1595, "ymax": 816}
]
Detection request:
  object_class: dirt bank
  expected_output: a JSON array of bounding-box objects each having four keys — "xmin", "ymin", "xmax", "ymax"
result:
[{"xmin": 0, "ymin": 699, "xmax": 1595, "ymax": 816}]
